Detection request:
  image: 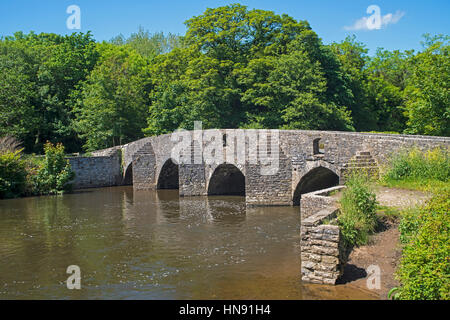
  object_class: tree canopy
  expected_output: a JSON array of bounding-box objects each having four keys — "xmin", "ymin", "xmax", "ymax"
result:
[{"xmin": 0, "ymin": 4, "xmax": 448, "ymax": 153}]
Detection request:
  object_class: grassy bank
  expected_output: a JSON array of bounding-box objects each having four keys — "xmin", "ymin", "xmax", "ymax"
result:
[
  {"xmin": 380, "ymin": 147, "xmax": 449, "ymax": 192},
  {"xmin": 379, "ymin": 147, "xmax": 449, "ymax": 300}
]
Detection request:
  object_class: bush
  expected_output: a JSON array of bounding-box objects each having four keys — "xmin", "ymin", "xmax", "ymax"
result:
[
  {"xmin": 396, "ymin": 192, "xmax": 450, "ymax": 300},
  {"xmin": 338, "ymin": 173, "xmax": 378, "ymax": 247},
  {"xmin": 384, "ymin": 147, "xmax": 450, "ymax": 182},
  {"xmin": 33, "ymin": 142, "xmax": 75, "ymax": 195},
  {"xmin": 0, "ymin": 150, "xmax": 27, "ymax": 198}
]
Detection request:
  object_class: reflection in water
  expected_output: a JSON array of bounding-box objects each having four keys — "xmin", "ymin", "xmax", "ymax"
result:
[{"xmin": 0, "ymin": 187, "xmax": 377, "ymax": 300}]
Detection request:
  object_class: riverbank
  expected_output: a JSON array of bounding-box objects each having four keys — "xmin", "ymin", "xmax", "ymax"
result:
[
  {"xmin": 337, "ymin": 187, "xmax": 431, "ymax": 299},
  {"xmin": 338, "ymin": 218, "xmax": 401, "ymax": 299}
]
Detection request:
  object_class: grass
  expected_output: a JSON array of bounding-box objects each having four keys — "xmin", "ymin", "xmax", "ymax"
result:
[
  {"xmin": 381, "ymin": 147, "xmax": 449, "ymax": 188},
  {"xmin": 379, "ymin": 177, "xmax": 448, "ymax": 192},
  {"xmin": 337, "ymin": 173, "xmax": 378, "ymax": 247}
]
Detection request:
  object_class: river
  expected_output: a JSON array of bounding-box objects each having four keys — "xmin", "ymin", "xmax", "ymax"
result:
[{"xmin": 0, "ymin": 187, "xmax": 376, "ymax": 299}]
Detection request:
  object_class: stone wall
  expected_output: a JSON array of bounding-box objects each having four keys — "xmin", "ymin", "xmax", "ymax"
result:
[
  {"xmin": 300, "ymin": 186, "xmax": 344, "ymax": 220},
  {"xmin": 68, "ymin": 152, "xmax": 122, "ymax": 189},
  {"xmin": 245, "ymin": 147, "xmax": 292, "ymax": 206},
  {"xmin": 300, "ymin": 187, "xmax": 347, "ymax": 285}
]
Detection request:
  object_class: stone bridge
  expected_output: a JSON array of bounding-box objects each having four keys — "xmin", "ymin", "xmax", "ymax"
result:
[{"xmin": 70, "ymin": 130, "xmax": 449, "ymax": 206}]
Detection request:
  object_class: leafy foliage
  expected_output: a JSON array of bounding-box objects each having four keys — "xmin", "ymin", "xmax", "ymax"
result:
[
  {"xmin": 338, "ymin": 173, "xmax": 378, "ymax": 247},
  {"xmin": 396, "ymin": 192, "xmax": 450, "ymax": 300},
  {"xmin": 144, "ymin": 4, "xmax": 354, "ymax": 135},
  {"xmin": 33, "ymin": 142, "xmax": 75, "ymax": 194},
  {"xmin": 110, "ymin": 26, "xmax": 182, "ymax": 59},
  {"xmin": 0, "ymin": 32, "xmax": 99, "ymax": 153},
  {"xmin": 0, "ymin": 149, "xmax": 27, "ymax": 198},
  {"xmin": 383, "ymin": 147, "xmax": 450, "ymax": 182},
  {"xmin": 72, "ymin": 44, "xmax": 151, "ymax": 151},
  {"xmin": 404, "ymin": 35, "xmax": 449, "ymax": 136},
  {"xmin": 398, "ymin": 207, "xmax": 421, "ymax": 244}
]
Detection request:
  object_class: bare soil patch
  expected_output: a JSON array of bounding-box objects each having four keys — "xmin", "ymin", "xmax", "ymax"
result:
[
  {"xmin": 338, "ymin": 219, "xmax": 401, "ymax": 299},
  {"xmin": 374, "ymin": 186, "xmax": 431, "ymax": 209}
]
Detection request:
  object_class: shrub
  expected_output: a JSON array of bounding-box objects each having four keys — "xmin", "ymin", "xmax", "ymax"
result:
[
  {"xmin": 338, "ymin": 173, "xmax": 378, "ymax": 247},
  {"xmin": 384, "ymin": 147, "xmax": 450, "ymax": 182},
  {"xmin": 33, "ymin": 142, "xmax": 75, "ymax": 195},
  {"xmin": 0, "ymin": 149, "xmax": 27, "ymax": 198},
  {"xmin": 396, "ymin": 192, "xmax": 450, "ymax": 300}
]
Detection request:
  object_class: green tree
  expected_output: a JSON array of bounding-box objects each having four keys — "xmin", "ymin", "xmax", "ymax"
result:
[
  {"xmin": 73, "ymin": 44, "xmax": 151, "ymax": 151},
  {"xmin": 145, "ymin": 4, "xmax": 354, "ymax": 135},
  {"xmin": 403, "ymin": 35, "xmax": 449, "ymax": 136},
  {"xmin": 0, "ymin": 42, "xmax": 38, "ymax": 147},
  {"xmin": 0, "ymin": 32, "xmax": 99, "ymax": 152},
  {"xmin": 366, "ymin": 48, "xmax": 412, "ymax": 132},
  {"xmin": 330, "ymin": 36, "xmax": 376, "ymax": 131},
  {"xmin": 110, "ymin": 26, "xmax": 182, "ymax": 59}
]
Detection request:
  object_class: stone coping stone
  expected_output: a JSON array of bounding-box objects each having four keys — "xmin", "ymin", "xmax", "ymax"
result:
[
  {"xmin": 302, "ymin": 208, "xmax": 339, "ymax": 227},
  {"xmin": 302, "ymin": 185, "xmax": 346, "ymax": 198}
]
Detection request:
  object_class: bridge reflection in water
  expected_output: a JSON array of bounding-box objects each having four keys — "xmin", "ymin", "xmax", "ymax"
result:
[{"xmin": 0, "ymin": 187, "xmax": 377, "ymax": 300}]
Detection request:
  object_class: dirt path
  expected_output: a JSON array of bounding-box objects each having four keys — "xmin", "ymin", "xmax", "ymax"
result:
[
  {"xmin": 337, "ymin": 187, "xmax": 430, "ymax": 299},
  {"xmin": 375, "ymin": 186, "xmax": 431, "ymax": 209}
]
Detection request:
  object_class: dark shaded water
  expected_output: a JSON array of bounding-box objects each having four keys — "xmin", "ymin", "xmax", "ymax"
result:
[{"xmin": 0, "ymin": 187, "xmax": 376, "ymax": 299}]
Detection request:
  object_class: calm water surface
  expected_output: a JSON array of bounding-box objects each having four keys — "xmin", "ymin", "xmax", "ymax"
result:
[{"xmin": 0, "ymin": 187, "xmax": 376, "ymax": 299}]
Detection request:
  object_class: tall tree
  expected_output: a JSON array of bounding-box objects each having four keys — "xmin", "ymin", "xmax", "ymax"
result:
[
  {"xmin": 366, "ymin": 48, "xmax": 412, "ymax": 132},
  {"xmin": 73, "ymin": 44, "xmax": 151, "ymax": 151},
  {"xmin": 403, "ymin": 35, "xmax": 449, "ymax": 136},
  {"xmin": 144, "ymin": 4, "xmax": 354, "ymax": 135},
  {"xmin": 0, "ymin": 32, "xmax": 99, "ymax": 152}
]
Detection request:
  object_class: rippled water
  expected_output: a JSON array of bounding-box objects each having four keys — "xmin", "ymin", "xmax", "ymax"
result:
[{"xmin": 0, "ymin": 187, "xmax": 376, "ymax": 299}]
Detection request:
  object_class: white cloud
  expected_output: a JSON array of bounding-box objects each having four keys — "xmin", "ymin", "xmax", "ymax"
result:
[{"xmin": 344, "ymin": 10, "xmax": 405, "ymax": 31}]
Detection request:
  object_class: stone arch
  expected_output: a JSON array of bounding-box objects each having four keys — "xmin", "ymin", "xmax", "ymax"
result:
[
  {"xmin": 208, "ymin": 164, "xmax": 245, "ymax": 196},
  {"xmin": 157, "ymin": 158, "xmax": 179, "ymax": 190},
  {"xmin": 123, "ymin": 163, "xmax": 133, "ymax": 185},
  {"xmin": 293, "ymin": 166, "xmax": 340, "ymax": 206}
]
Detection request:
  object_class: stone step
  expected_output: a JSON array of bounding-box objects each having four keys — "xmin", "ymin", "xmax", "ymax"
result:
[
  {"xmin": 344, "ymin": 162, "xmax": 377, "ymax": 168},
  {"xmin": 348, "ymin": 158, "xmax": 376, "ymax": 163},
  {"xmin": 342, "ymin": 166, "xmax": 379, "ymax": 171},
  {"xmin": 346, "ymin": 163, "xmax": 377, "ymax": 168},
  {"xmin": 357, "ymin": 151, "xmax": 371, "ymax": 156},
  {"xmin": 341, "ymin": 168, "xmax": 379, "ymax": 175},
  {"xmin": 353, "ymin": 155, "xmax": 373, "ymax": 160}
]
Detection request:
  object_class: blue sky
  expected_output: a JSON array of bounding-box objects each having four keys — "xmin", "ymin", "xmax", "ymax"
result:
[{"xmin": 1, "ymin": 0, "xmax": 448, "ymax": 54}]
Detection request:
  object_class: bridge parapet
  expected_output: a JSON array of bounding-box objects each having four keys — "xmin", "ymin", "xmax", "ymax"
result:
[{"xmin": 80, "ymin": 130, "xmax": 449, "ymax": 206}]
